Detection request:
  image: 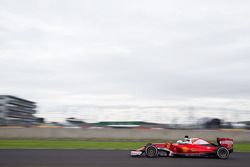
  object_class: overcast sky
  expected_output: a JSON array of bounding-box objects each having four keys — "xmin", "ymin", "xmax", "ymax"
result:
[{"xmin": 0, "ymin": 0, "xmax": 250, "ymax": 122}]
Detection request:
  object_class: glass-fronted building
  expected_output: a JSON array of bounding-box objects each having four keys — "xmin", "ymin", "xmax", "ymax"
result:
[{"xmin": 0, "ymin": 95, "xmax": 37, "ymax": 125}]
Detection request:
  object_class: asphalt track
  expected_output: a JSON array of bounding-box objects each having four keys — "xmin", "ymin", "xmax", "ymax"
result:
[{"xmin": 0, "ymin": 150, "xmax": 249, "ymax": 167}]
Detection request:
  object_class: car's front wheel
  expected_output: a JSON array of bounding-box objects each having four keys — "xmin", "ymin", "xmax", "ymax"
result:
[
  {"xmin": 145, "ymin": 145, "xmax": 158, "ymax": 158},
  {"xmin": 217, "ymin": 147, "xmax": 229, "ymax": 159}
]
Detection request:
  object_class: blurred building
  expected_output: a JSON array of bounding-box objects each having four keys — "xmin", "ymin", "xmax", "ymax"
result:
[
  {"xmin": 0, "ymin": 95, "xmax": 37, "ymax": 125},
  {"xmin": 197, "ymin": 117, "xmax": 222, "ymax": 129}
]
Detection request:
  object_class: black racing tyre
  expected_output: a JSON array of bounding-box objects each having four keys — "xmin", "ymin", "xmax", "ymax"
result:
[
  {"xmin": 217, "ymin": 147, "xmax": 229, "ymax": 159},
  {"xmin": 145, "ymin": 145, "xmax": 158, "ymax": 158}
]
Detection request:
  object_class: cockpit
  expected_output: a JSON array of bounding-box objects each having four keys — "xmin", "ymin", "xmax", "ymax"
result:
[{"xmin": 176, "ymin": 138, "xmax": 210, "ymax": 145}]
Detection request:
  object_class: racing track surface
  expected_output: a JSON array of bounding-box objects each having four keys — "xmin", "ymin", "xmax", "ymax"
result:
[{"xmin": 0, "ymin": 150, "xmax": 249, "ymax": 167}]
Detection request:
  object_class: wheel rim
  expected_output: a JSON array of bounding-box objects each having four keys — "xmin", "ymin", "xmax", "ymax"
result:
[
  {"xmin": 148, "ymin": 149, "xmax": 155, "ymax": 156},
  {"xmin": 218, "ymin": 148, "xmax": 229, "ymax": 159},
  {"xmin": 146, "ymin": 147, "xmax": 157, "ymax": 157}
]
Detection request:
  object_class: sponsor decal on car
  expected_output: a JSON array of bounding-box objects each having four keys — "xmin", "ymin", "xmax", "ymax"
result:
[
  {"xmin": 191, "ymin": 148, "xmax": 197, "ymax": 152},
  {"xmin": 182, "ymin": 147, "xmax": 189, "ymax": 153}
]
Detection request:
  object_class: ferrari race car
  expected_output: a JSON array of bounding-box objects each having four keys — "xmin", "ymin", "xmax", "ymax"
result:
[{"xmin": 131, "ymin": 136, "xmax": 233, "ymax": 159}]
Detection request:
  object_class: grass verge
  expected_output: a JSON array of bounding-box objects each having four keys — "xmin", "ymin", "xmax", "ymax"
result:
[
  {"xmin": 0, "ymin": 140, "xmax": 144, "ymax": 150},
  {"xmin": 0, "ymin": 140, "xmax": 249, "ymax": 152}
]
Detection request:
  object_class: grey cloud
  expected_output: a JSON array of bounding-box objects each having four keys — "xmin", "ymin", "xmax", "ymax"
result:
[{"xmin": 0, "ymin": 0, "xmax": 250, "ymax": 118}]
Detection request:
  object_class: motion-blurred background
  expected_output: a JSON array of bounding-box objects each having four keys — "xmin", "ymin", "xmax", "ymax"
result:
[{"xmin": 0, "ymin": 0, "xmax": 250, "ymax": 141}]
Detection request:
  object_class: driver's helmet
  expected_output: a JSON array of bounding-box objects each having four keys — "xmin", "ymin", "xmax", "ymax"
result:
[{"xmin": 184, "ymin": 135, "xmax": 189, "ymax": 141}]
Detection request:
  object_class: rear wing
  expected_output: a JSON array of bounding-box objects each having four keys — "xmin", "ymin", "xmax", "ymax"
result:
[{"xmin": 217, "ymin": 138, "xmax": 233, "ymax": 150}]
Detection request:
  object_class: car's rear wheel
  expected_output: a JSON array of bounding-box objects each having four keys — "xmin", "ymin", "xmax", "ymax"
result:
[
  {"xmin": 217, "ymin": 147, "xmax": 229, "ymax": 159},
  {"xmin": 145, "ymin": 145, "xmax": 158, "ymax": 158}
]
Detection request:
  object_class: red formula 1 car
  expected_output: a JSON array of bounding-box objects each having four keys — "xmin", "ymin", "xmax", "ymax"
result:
[{"xmin": 131, "ymin": 136, "xmax": 233, "ymax": 159}]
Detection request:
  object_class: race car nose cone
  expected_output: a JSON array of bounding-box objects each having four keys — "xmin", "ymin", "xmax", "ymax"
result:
[{"xmin": 130, "ymin": 151, "xmax": 143, "ymax": 157}]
